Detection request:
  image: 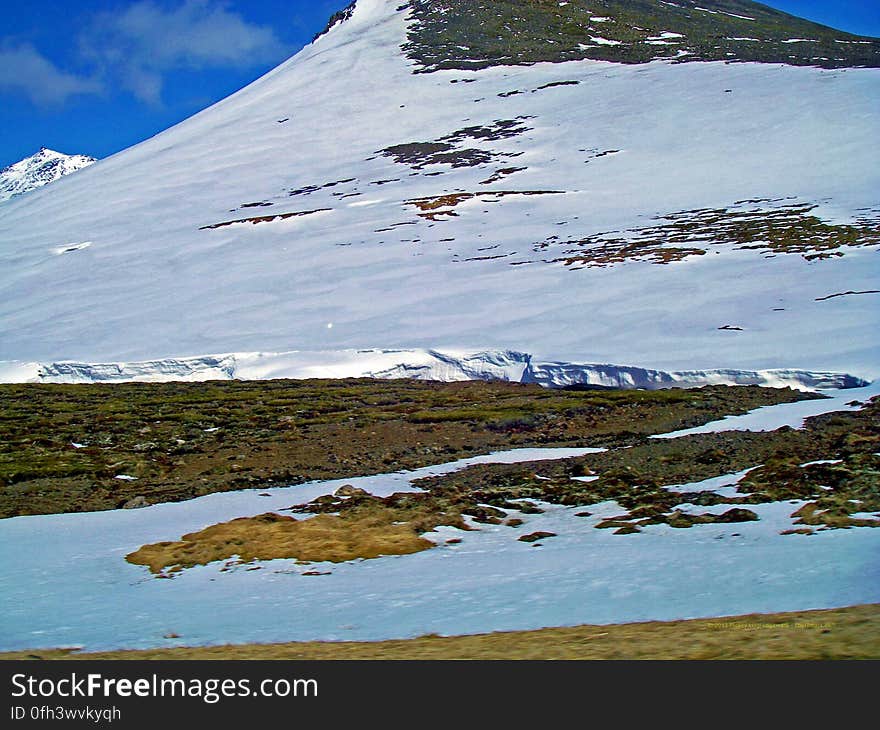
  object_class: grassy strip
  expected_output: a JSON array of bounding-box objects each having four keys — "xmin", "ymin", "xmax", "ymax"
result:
[{"xmin": 5, "ymin": 604, "xmax": 878, "ymax": 660}]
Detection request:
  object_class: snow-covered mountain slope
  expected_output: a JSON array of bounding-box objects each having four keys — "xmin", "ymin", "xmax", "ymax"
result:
[
  {"xmin": 0, "ymin": 0, "xmax": 877, "ymax": 385},
  {"xmin": 0, "ymin": 147, "xmax": 96, "ymax": 203}
]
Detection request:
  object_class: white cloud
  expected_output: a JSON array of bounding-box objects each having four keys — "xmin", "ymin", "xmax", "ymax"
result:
[
  {"xmin": 80, "ymin": 0, "xmax": 286, "ymax": 104},
  {"xmin": 0, "ymin": 43, "xmax": 101, "ymax": 106}
]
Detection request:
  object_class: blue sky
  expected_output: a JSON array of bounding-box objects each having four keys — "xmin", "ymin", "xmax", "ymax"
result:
[{"xmin": 1, "ymin": 1, "xmax": 878, "ymax": 169}]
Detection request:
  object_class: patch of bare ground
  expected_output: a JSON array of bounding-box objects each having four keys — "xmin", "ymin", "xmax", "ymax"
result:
[
  {"xmin": 6, "ymin": 604, "xmax": 878, "ymax": 660},
  {"xmin": 407, "ymin": 190, "xmax": 564, "ymax": 220},
  {"xmin": 479, "ymin": 166, "xmax": 527, "ymax": 185},
  {"xmin": 815, "ymin": 290, "xmax": 880, "ymax": 302},
  {"xmin": 407, "ymin": 396, "xmax": 880, "ymax": 536},
  {"xmin": 199, "ymin": 208, "xmax": 330, "ymax": 230},
  {"xmin": 533, "ymin": 201, "xmax": 880, "ymax": 268},
  {"xmin": 0, "ymin": 380, "xmax": 812, "ymax": 519},
  {"xmin": 127, "ymin": 495, "xmax": 470, "ymax": 575},
  {"xmin": 378, "ymin": 118, "xmax": 533, "ymax": 171}
]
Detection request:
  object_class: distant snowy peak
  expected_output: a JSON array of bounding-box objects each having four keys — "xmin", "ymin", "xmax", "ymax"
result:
[{"xmin": 0, "ymin": 148, "xmax": 96, "ymax": 203}]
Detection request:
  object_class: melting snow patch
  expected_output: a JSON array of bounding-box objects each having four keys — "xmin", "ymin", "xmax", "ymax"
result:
[
  {"xmin": 695, "ymin": 7, "xmax": 754, "ymax": 20},
  {"xmin": 653, "ymin": 380, "xmax": 880, "ymax": 439},
  {"xmin": 590, "ymin": 37, "xmax": 622, "ymax": 46},
  {"xmin": 2, "ymin": 455, "xmax": 878, "ymax": 651},
  {"xmin": 665, "ymin": 470, "xmax": 753, "ymax": 494}
]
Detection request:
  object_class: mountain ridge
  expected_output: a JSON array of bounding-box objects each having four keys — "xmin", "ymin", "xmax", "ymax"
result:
[{"xmin": 397, "ymin": 0, "xmax": 880, "ymax": 71}]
